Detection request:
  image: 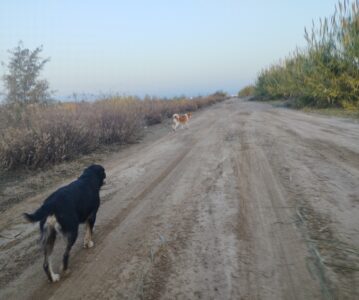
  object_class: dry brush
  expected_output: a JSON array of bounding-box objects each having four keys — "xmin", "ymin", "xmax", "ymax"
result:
[{"xmin": 0, "ymin": 92, "xmax": 227, "ymax": 170}]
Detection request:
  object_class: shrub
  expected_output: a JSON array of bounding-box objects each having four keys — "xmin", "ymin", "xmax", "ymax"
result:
[
  {"xmin": 0, "ymin": 92, "xmax": 226, "ymax": 170},
  {"xmin": 238, "ymin": 85, "xmax": 256, "ymax": 97}
]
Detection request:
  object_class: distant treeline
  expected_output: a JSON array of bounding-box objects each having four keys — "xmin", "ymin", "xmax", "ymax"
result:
[{"xmin": 252, "ymin": 0, "xmax": 359, "ymax": 110}]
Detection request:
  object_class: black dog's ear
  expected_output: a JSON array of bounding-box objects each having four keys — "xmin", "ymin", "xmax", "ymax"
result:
[
  {"xmin": 85, "ymin": 164, "xmax": 100, "ymax": 173},
  {"xmin": 90, "ymin": 165, "xmax": 106, "ymax": 179},
  {"xmin": 97, "ymin": 165, "xmax": 106, "ymax": 177}
]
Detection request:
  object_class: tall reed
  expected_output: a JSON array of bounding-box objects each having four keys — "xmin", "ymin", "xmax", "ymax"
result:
[{"xmin": 255, "ymin": 0, "xmax": 359, "ymax": 110}]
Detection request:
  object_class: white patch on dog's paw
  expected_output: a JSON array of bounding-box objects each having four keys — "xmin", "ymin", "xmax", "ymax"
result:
[
  {"xmin": 52, "ymin": 273, "xmax": 60, "ymax": 282},
  {"xmin": 83, "ymin": 240, "xmax": 94, "ymax": 248}
]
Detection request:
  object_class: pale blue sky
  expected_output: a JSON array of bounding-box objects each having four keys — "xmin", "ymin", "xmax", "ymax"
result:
[{"xmin": 1, "ymin": 0, "xmax": 339, "ymax": 98}]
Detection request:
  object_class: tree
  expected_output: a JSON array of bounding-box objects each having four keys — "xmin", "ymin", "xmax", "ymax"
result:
[{"xmin": 2, "ymin": 41, "xmax": 52, "ymax": 105}]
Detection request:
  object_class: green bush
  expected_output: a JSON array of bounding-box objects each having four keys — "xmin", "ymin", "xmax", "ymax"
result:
[
  {"xmin": 255, "ymin": 0, "xmax": 359, "ymax": 110},
  {"xmin": 238, "ymin": 85, "xmax": 256, "ymax": 97}
]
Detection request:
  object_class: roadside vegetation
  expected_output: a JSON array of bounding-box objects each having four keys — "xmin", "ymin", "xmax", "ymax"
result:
[
  {"xmin": 0, "ymin": 92, "xmax": 227, "ymax": 171},
  {"xmin": 238, "ymin": 85, "xmax": 255, "ymax": 97},
  {"xmin": 254, "ymin": 0, "xmax": 359, "ymax": 114},
  {"xmin": 0, "ymin": 42, "xmax": 227, "ymax": 171}
]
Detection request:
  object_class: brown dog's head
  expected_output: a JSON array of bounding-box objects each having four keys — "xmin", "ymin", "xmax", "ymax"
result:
[{"xmin": 187, "ymin": 112, "xmax": 192, "ymax": 119}]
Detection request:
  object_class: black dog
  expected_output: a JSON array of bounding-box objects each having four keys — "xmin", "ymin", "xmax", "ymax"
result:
[{"xmin": 24, "ymin": 164, "xmax": 106, "ymax": 282}]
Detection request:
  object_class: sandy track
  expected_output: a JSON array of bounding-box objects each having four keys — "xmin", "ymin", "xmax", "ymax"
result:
[{"xmin": 1, "ymin": 99, "xmax": 358, "ymax": 299}]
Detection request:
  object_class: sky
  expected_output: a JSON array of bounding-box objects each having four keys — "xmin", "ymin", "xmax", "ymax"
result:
[{"xmin": 0, "ymin": 0, "xmax": 340, "ymax": 99}]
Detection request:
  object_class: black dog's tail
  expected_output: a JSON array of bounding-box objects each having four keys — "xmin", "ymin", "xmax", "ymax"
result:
[{"xmin": 23, "ymin": 205, "xmax": 51, "ymax": 223}]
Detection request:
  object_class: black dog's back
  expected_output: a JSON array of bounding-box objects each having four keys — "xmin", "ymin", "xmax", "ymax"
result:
[
  {"xmin": 24, "ymin": 180, "xmax": 98, "ymax": 232},
  {"xmin": 23, "ymin": 164, "xmax": 106, "ymax": 282},
  {"xmin": 25, "ymin": 165, "xmax": 105, "ymax": 229}
]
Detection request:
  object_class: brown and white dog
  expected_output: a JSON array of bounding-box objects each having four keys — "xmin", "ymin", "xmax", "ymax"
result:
[{"xmin": 172, "ymin": 112, "xmax": 192, "ymax": 131}]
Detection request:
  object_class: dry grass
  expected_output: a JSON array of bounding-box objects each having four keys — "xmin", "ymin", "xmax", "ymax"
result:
[
  {"xmin": 301, "ymin": 107, "xmax": 359, "ymax": 119},
  {"xmin": 0, "ymin": 92, "xmax": 227, "ymax": 171}
]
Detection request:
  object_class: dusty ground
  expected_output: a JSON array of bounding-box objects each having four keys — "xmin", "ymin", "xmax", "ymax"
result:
[{"xmin": 0, "ymin": 98, "xmax": 358, "ymax": 299}]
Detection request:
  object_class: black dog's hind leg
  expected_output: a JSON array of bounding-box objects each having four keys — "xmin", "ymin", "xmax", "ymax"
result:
[
  {"xmin": 43, "ymin": 226, "xmax": 59, "ymax": 282},
  {"xmin": 62, "ymin": 229, "xmax": 78, "ymax": 273},
  {"xmin": 83, "ymin": 214, "xmax": 96, "ymax": 248}
]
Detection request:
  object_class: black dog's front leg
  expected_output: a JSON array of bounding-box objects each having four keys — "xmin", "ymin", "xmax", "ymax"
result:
[{"xmin": 83, "ymin": 214, "xmax": 96, "ymax": 248}]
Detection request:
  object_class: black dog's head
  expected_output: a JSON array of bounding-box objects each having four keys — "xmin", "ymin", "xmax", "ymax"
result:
[{"xmin": 80, "ymin": 164, "xmax": 106, "ymax": 187}]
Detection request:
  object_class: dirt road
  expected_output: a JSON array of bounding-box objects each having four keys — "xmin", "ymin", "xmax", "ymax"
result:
[{"xmin": 1, "ymin": 98, "xmax": 358, "ymax": 299}]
